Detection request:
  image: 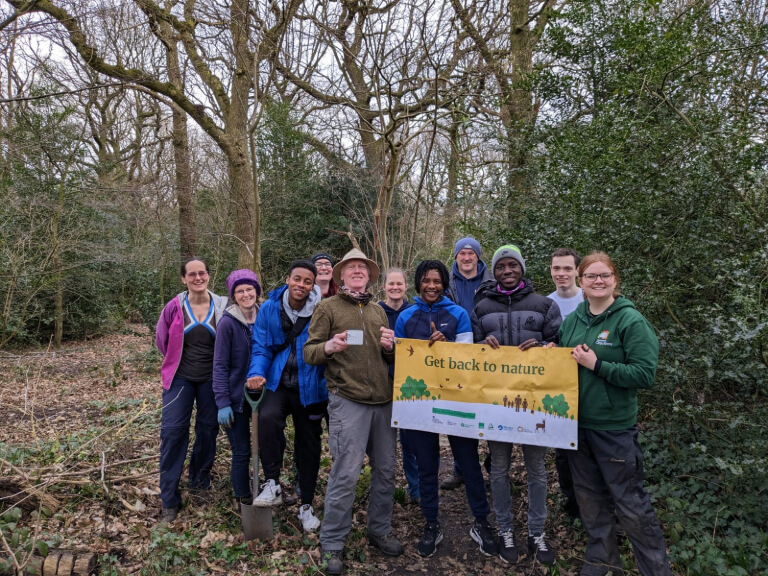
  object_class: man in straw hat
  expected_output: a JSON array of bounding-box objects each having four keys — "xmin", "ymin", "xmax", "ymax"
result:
[{"xmin": 304, "ymin": 249, "xmax": 403, "ymax": 575}]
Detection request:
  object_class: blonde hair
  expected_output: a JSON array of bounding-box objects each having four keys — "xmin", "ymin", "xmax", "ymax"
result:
[{"xmin": 578, "ymin": 251, "xmax": 621, "ymax": 297}]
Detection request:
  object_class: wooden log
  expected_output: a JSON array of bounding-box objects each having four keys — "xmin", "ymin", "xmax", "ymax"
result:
[
  {"xmin": 55, "ymin": 553, "xmax": 74, "ymax": 575},
  {"xmin": 72, "ymin": 553, "xmax": 96, "ymax": 575},
  {"xmin": 0, "ymin": 478, "xmax": 60, "ymax": 513},
  {"xmin": 42, "ymin": 554, "xmax": 59, "ymax": 576}
]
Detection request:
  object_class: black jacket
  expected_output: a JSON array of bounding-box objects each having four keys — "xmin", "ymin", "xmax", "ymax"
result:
[{"xmin": 471, "ymin": 278, "xmax": 561, "ymax": 346}]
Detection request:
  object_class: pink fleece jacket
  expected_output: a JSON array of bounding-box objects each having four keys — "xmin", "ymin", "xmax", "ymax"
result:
[{"xmin": 155, "ymin": 291, "xmax": 228, "ymax": 389}]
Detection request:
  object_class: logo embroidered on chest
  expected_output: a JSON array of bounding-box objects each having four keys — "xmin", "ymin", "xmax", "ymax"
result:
[
  {"xmin": 595, "ymin": 330, "xmax": 613, "ymax": 346},
  {"xmin": 524, "ymin": 316, "xmax": 536, "ymax": 329}
]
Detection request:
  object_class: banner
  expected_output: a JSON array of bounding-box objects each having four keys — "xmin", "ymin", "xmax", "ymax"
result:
[{"xmin": 391, "ymin": 338, "xmax": 579, "ymax": 449}]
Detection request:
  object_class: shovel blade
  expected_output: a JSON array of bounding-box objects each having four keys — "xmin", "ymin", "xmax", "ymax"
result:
[{"xmin": 241, "ymin": 503, "xmax": 274, "ymax": 541}]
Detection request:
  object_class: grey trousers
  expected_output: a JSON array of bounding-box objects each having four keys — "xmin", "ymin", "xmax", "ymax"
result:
[
  {"xmin": 568, "ymin": 427, "xmax": 671, "ymax": 576},
  {"xmin": 320, "ymin": 393, "xmax": 397, "ymax": 551}
]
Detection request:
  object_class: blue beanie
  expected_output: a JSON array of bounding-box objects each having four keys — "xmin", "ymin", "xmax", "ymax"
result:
[{"xmin": 453, "ymin": 237, "xmax": 482, "ymax": 260}]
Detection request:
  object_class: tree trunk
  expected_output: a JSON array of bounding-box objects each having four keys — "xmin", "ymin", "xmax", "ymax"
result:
[{"xmin": 162, "ymin": 21, "xmax": 196, "ymax": 260}]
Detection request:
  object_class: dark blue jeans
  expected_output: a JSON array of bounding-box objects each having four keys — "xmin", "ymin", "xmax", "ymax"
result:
[
  {"xmin": 160, "ymin": 377, "xmax": 219, "ymax": 508},
  {"xmin": 399, "ymin": 428, "xmax": 420, "ymax": 500},
  {"xmin": 568, "ymin": 427, "xmax": 671, "ymax": 576},
  {"xmin": 224, "ymin": 404, "xmax": 252, "ymax": 500},
  {"xmin": 405, "ymin": 430, "xmax": 488, "ymax": 524}
]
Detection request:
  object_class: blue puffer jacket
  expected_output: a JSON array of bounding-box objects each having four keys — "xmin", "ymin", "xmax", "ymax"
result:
[
  {"xmin": 213, "ymin": 305, "xmax": 256, "ymax": 412},
  {"xmin": 395, "ymin": 295, "xmax": 473, "ymax": 343},
  {"xmin": 247, "ymin": 285, "xmax": 327, "ymax": 407}
]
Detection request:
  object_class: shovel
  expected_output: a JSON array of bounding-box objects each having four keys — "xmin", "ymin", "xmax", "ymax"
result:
[{"xmin": 241, "ymin": 383, "xmax": 274, "ymax": 541}]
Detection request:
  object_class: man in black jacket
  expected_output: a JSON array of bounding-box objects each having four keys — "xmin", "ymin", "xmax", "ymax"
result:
[{"xmin": 471, "ymin": 244, "xmax": 561, "ymax": 566}]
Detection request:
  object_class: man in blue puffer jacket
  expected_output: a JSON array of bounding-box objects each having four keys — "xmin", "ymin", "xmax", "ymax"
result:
[{"xmin": 246, "ymin": 259, "xmax": 328, "ymax": 532}]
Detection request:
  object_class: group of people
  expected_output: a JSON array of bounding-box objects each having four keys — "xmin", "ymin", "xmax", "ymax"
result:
[{"xmin": 154, "ymin": 239, "xmax": 671, "ymax": 576}]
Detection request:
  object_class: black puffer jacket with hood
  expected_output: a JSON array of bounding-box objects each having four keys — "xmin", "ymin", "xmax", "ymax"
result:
[{"xmin": 471, "ymin": 278, "xmax": 561, "ymax": 346}]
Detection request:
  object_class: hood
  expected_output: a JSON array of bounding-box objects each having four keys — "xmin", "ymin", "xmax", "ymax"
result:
[
  {"xmin": 573, "ymin": 295, "xmax": 636, "ymax": 325},
  {"xmin": 378, "ymin": 299, "xmax": 410, "ymax": 314},
  {"xmin": 451, "ymin": 259, "xmax": 490, "ymax": 284},
  {"xmin": 413, "ymin": 294, "xmax": 456, "ymax": 312},
  {"xmin": 224, "ymin": 303, "xmax": 258, "ymax": 325},
  {"xmin": 274, "ymin": 284, "xmax": 322, "ymax": 318}
]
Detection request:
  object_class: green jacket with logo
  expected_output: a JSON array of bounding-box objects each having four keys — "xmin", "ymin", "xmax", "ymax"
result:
[
  {"xmin": 558, "ymin": 296, "xmax": 658, "ymax": 430},
  {"xmin": 304, "ymin": 291, "xmax": 394, "ymax": 405}
]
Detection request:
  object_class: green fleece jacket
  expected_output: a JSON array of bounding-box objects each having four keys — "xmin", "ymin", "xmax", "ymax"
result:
[
  {"xmin": 304, "ymin": 291, "xmax": 395, "ymax": 405},
  {"xmin": 558, "ymin": 296, "xmax": 658, "ymax": 430}
]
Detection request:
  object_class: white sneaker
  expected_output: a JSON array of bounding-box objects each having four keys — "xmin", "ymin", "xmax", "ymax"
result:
[
  {"xmin": 298, "ymin": 504, "xmax": 321, "ymax": 532},
  {"xmin": 253, "ymin": 479, "xmax": 282, "ymax": 507}
]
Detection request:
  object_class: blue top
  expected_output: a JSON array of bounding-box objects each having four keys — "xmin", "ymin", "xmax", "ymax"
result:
[
  {"xmin": 395, "ymin": 295, "xmax": 473, "ymax": 343},
  {"xmin": 247, "ymin": 285, "xmax": 328, "ymax": 407}
]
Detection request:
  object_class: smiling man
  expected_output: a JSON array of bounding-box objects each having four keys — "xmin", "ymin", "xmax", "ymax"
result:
[
  {"xmin": 547, "ymin": 247, "xmax": 583, "ymax": 520},
  {"xmin": 246, "ymin": 259, "xmax": 328, "ymax": 532},
  {"xmin": 471, "ymin": 244, "xmax": 562, "ymax": 566}
]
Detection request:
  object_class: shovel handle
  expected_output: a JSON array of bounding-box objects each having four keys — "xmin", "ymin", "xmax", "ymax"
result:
[{"xmin": 243, "ymin": 382, "xmax": 266, "ymax": 411}]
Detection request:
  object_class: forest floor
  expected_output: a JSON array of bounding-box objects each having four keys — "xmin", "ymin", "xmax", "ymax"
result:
[{"xmin": 0, "ymin": 326, "xmax": 660, "ymax": 575}]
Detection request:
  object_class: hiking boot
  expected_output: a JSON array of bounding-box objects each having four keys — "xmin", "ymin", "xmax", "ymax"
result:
[
  {"xmin": 469, "ymin": 519, "xmax": 499, "ymax": 556},
  {"xmin": 253, "ymin": 479, "xmax": 282, "ymax": 507},
  {"xmin": 158, "ymin": 505, "xmax": 179, "ymax": 524},
  {"xmin": 368, "ymin": 532, "xmax": 404, "ymax": 556},
  {"xmin": 322, "ymin": 549, "xmax": 343, "ymax": 575},
  {"xmin": 528, "ymin": 532, "xmax": 556, "ymax": 565},
  {"xmin": 439, "ymin": 473, "xmax": 464, "ymax": 490},
  {"xmin": 417, "ymin": 522, "xmax": 443, "ymax": 558},
  {"xmin": 283, "ymin": 490, "xmax": 298, "ymax": 506},
  {"xmin": 298, "ymin": 504, "xmax": 321, "ymax": 532},
  {"xmin": 499, "ymin": 528, "xmax": 518, "ymax": 564}
]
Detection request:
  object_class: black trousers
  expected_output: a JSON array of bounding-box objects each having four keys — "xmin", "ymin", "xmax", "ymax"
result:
[{"xmin": 258, "ymin": 385, "xmax": 322, "ymax": 506}]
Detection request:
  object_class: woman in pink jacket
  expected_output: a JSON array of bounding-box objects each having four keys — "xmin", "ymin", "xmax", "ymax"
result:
[{"xmin": 155, "ymin": 257, "xmax": 227, "ymax": 523}]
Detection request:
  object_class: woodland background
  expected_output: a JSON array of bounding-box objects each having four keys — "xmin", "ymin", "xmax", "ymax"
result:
[{"xmin": 0, "ymin": 0, "xmax": 766, "ymax": 574}]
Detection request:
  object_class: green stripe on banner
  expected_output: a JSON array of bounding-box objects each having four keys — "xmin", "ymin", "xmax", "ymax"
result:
[{"xmin": 432, "ymin": 407, "xmax": 476, "ymax": 419}]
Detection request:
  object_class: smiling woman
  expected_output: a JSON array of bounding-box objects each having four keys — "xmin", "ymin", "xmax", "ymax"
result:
[
  {"xmin": 212, "ymin": 269, "xmax": 262, "ymax": 507},
  {"xmin": 155, "ymin": 257, "xmax": 228, "ymax": 524}
]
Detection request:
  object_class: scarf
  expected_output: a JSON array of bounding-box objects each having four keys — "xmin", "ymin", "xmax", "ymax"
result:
[
  {"xmin": 496, "ymin": 281, "xmax": 525, "ymax": 295},
  {"xmin": 340, "ymin": 285, "xmax": 373, "ymax": 305}
]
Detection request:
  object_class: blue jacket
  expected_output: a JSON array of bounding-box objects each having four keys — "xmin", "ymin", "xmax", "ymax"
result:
[
  {"xmin": 395, "ymin": 295, "xmax": 473, "ymax": 343},
  {"xmin": 448, "ymin": 260, "xmax": 494, "ymax": 317},
  {"xmin": 212, "ymin": 305, "xmax": 256, "ymax": 412},
  {"xmin": 247, "ymin": 285, "xmax": 327, "ymax": 407}
]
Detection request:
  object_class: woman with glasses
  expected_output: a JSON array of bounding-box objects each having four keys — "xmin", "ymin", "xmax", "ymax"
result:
[
  {"xmin": 311, "ymin": 253, "xmax": 338, "ymax": 298},
  {"xmin": 155, "ymin": 257, "xmax": 228, "ymax": 523},
  {"xmin": 559, "ymin": 251, "xmax": 671, "ymax": 576},
  {"xmin": 212, "ymin": 269, "xmax": 262, "ymax": 509}
]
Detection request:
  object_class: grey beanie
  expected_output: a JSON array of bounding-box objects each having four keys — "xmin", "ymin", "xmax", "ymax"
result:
[{"xmin": 491, "ymin": 245, "xmax": 526, "ymax": 274}]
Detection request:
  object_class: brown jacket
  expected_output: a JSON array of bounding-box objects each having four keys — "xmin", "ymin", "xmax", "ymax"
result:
[{"xmin": 304, "ymin": 292, "xmax": 394, "ymax": 404}]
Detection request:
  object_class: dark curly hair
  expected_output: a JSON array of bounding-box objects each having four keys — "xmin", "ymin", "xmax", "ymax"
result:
[{"xmin": 413, "ymin": 260, "xmax": 450, "ymax": 296}]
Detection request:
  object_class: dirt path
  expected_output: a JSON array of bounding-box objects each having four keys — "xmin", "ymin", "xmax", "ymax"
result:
[{"xmin": 0, "ymin": 327, "xmax": 586, "ymax": 575}]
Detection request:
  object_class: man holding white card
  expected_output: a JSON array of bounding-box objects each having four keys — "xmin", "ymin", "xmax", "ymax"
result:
[{"xmin": 304, "ymin": 249, "xmax": 402, "ymax": 575}]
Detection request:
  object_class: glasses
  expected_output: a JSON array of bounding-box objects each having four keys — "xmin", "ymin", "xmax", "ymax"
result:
[
  {"xmin": 234, "ymin": 286, "xmax": 256, "ymax": 296},
  {"xmin": 343, "ymin": 263, "xmax": 368, "ymax": 272},
  {"xmin": 186, "ymin": 271, "xmax": 208, "ymax": 278},
  {"xmin": 581, "ymin": 272, "xmax": 614, "ymax": 282},
  {"xmin": 315, "ymin": 261, "xmax": 333, "ymax": 269}
]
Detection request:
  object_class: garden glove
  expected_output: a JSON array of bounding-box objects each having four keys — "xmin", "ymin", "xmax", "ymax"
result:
[{"xmin": 218, "ymin": 406, "xmax": 234, "ymax": 428}]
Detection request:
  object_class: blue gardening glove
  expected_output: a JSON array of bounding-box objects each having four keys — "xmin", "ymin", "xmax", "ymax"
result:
[{"xmin": 218, "ymin": 406, "xmax": 234, "ymax": 428}]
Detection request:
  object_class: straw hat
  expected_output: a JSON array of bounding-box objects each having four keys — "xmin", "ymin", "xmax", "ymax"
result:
[{"xmin": 332, "ymin": 248, "xmax": 380, "ymax": 285}]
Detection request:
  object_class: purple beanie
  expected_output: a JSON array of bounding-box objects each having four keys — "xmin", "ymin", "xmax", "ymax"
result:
[
  {"xmin": 453, "ymin": 237, "xmax": 482, "ymax": 260},
  {"xmin": 226, "ymin": 269, "xmax": 262, "ymax": 299}
]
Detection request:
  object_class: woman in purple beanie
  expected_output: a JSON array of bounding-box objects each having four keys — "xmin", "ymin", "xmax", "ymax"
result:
[{"xmin": 212, "ymin": 269, "xmax": 262, "ymax": 507}]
